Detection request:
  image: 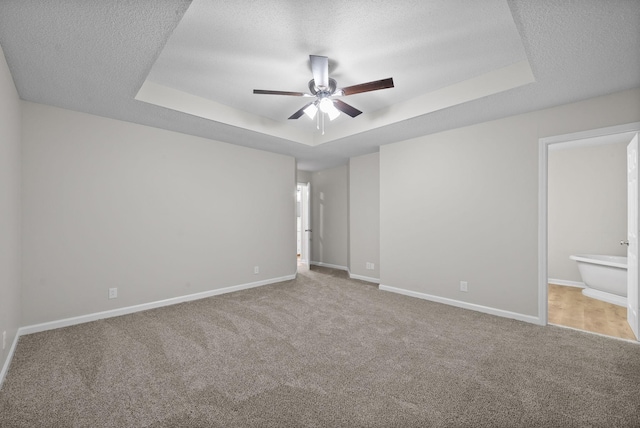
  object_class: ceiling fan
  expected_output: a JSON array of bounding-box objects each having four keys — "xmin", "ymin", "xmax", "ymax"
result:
[{"xmin": 253, "ymin": 55, "xmax": 394, "ymax": 125}]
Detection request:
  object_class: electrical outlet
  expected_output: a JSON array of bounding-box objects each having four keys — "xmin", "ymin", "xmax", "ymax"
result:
[
  {"xmin": 2, "ymin": 331, "xmax": 6, "ymax": 350},
  {"xmin": 108, "ymin": 288, "xmax": 118, "ymax": 299},
  {"xmin": 365, "ymin": 262, "xmax": 375, "ymax": 270},
  {"xmin": 460, "ymin": 281, "xmax": 468, "ymax": 292},
  {"xmin": 254, "ymin": 266, "xmax": 259, "ymax": 274}
]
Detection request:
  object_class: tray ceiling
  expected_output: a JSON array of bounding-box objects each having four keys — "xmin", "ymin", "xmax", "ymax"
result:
[
  {"xmin": 0, "ymin": 0, "xmax": 638, "ymax": 170},
  {"xmin": 138, "ymin": 0, "xmax": 533, "ymax": 145}
]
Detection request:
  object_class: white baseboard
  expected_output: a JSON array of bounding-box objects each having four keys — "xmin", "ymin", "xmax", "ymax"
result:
[
  {"xmin": 310, "ymin": 261, "xmax": 348, "ymax": 271},
  {"xmin": 582, "ymin": 287, "xmax": 627, "ymax": 307},
  {"xmin": 548, "ymin": 278, "xmax": 585, "ymax": 288},
  {"xmin": 0, "ymin": 331, "xmax": 20, "ymax": 389},
  {"xmin": 309, "ymin": 262, "xmax": 380, "ymax": 284},
  {"xmin": 348, "ymin": 272, "xmax": 380, "ymax": 284},
  {"xmin": 379, "ymin": 284, "xmax": 541, "ymax": 325},
  {"xmin": 19, "ymin": 274, "xmax": 296, "ymax": 336}
]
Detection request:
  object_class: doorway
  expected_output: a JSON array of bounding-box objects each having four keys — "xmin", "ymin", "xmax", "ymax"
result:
[
  {"xmin": 297, "ymin": 182, "xmax": 311, "ymax": 271},
  {"xmin": 539, "ymin": 122, "xmax": 640, "ymax": 340}
]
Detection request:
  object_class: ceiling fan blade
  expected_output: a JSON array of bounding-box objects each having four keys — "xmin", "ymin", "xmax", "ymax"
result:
[
  {"xmin": 339, "ymin": 77, "xmax": 394, "ymax": 96},
  {"xmin": 288, "ymin": 102, "xmax": 315, "ymax": 119},
  {"xmin": 310, "ymin": 55, "xmax": 329, "ymax": 90},
  {"xmin": 253, "ymin": 89, "xmax": 309, "ymax": 96},
  {"xmin": 333, "ymin": 99, "xmax": 362, "ymax": 118}
]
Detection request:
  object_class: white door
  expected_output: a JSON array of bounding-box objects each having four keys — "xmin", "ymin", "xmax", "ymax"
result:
[
  {"xmin": 300, "ymin": 182, "xmax": 311, "ymax": 265},
  {"xmin": 627, "ymin": 133, "xmax": 639, "ymax": 339}
]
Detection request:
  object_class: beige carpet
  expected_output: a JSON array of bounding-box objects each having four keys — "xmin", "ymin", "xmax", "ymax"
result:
[{"xmin": 1, "ymin": 266, "xmax": 639, "ymax": 427}]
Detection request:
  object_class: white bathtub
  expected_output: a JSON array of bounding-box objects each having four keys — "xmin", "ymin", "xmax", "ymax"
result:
[{"xmin": 570, "ymin": 254, "xmax": 627, "ymax": 307}]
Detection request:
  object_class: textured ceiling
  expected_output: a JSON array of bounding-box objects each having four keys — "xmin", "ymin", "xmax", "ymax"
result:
[{"xmin": 0, "ymin": 0, "xmax": 638, "ymax": 170}]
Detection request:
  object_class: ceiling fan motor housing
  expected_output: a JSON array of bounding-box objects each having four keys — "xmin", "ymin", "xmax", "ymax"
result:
[{"xmin": 309, "ymin": 78, "xmax": 337, "ymax": 96}]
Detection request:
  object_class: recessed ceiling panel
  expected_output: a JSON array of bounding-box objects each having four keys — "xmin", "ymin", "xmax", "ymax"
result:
[{"xmin": 139, "ymin": 0, "xmax": 532, "ymax": 143}]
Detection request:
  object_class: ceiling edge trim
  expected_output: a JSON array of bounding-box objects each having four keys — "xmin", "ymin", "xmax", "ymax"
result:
[
  {"xmin": 314, "ymin": 60, "xmax": 536, "ymax": 144},
  {"xmin": 135, "ymin": 81, "xmax": 315, "ymax": 146},
  {"xmin": 135, "ymin": 60, "xmax": 534, "ymax": 148}
]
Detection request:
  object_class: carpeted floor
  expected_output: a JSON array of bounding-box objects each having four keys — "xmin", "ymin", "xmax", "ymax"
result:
[{"xmin": 1, "ymin": 266, "xmax": 639, "ymax": 427}]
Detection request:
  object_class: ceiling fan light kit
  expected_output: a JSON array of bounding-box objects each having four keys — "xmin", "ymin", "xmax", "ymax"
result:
[
  {"xmin": 303, "ymin": 103, "xmax": 318, "ymax": 119},
  {"xmin": 253, "ymin": 55, "xmax": 394, "ymax": 134}
]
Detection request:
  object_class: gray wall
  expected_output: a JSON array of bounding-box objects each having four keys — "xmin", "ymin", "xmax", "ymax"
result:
[
  {"xmin": 311, "ymin": 165, "xmax": 348, "ymax": 268},
  {"xmin": 380, "ymin": 88, "xmax": 640, "ymax": 318},
  {"xmin": 548, "ymin": 142, "xmax": 628, "ymax": 282},
  {"xmin": 349, "ymin": 152, "xmax": 380, "ymax": 280},
  {"xmin": 0, "ymin": 44, "xmax": 21, "ymax": 377},
  {"xmin": 21, "ymin": 102, "xmax": 296, "ymax": 326},
  {"xmin": 296, "ymin": 170, "xmax": 311, "ymax": 184}
]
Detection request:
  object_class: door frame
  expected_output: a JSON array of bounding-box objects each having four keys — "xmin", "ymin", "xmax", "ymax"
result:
[
  {"xmin": 538, "ymin": 121, "xmax": 640, "ymax": 331},
  {"xmin": 627, "ymin": 133, "xmax": 640, "ymax": 338}
]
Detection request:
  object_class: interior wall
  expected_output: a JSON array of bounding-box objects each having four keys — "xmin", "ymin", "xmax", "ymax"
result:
[
  {"xmin": 380, "ymin": 88, "xmax": 640, "ymax": 318},
  {"xmin": 349, "ymin": 152, "xmax": 380, "ymax": 280},
  {"xmin": 21, "ymin": 101, "xmax": 296, "ymax": 326},
  {"xmin": 0, "ymin": 43, "xmax": 21, "ymax": 377},
  {"xmin": 311, "ymin": 165, "xmax": 348, "ymax": 269},
  {"xmin": 296, "ymin": 170, "xmax": 311, "ymax": 184},
  {"xmin": 548, "ymin": 142, "xmax": 628, "ymax": 283}
]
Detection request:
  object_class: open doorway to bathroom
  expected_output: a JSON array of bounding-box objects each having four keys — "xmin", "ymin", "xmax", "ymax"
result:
[{"xmin": 541, "ymin": 123, "xmax": 640, "ymax": 341}]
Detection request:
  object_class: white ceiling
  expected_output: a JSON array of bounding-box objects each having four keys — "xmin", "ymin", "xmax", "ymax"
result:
[
  {"xmin": 142, "ymin": 0, "xmax": 530, "ymax": 144},
  {"xmin": 0, "ymin": 0, "xmax": 638, "ymax": 170}
]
